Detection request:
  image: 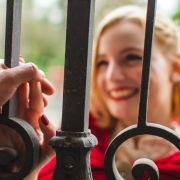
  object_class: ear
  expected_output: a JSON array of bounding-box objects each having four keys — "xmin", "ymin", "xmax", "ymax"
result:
[{"xmin": 170, "ymin": 55, "xmax": 180, "ymax": 83}]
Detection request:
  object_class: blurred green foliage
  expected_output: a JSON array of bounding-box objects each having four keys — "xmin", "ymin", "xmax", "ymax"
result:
[
  {"xmin": 20, "ymin": 0, "xmax": 67, "ymax": 73},
  {"xmin": 173, "ymin": 1, "xmax": 180, "ymax": 21}
]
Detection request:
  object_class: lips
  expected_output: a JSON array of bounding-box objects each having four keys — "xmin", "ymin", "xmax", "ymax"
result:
[{"xmin": 109, "ymin": 88, "xmax": 138, "ymax": 100}]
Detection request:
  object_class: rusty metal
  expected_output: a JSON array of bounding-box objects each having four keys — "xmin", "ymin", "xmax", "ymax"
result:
[
  {"xmin": 50, "ymin": 0, "xmax": 97, "ymax": 179},
  {"xmin": 0, "ymin": 0, "xmax": 40, "ymax": 179},
  {"xmin": 104, "ymin": 0, "xmax": 180, "ymax": 179}
]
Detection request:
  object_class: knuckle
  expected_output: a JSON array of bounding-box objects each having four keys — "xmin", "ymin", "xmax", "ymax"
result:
[
  {"xmin": 26, "ymin": 63, "xmax": 41, "ymax": 79},
  {"xmin": 4, "ymin": 70, "xmax": 16, "ymax": 85},
  {"xmin": 26, "ymin": 63, "xmax": 37, "ymax": 73}
]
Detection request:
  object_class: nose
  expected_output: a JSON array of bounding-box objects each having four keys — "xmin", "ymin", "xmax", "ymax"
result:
[{"xmin": 106, "ymin": 62, "xmax": 126, "ymax": 82}]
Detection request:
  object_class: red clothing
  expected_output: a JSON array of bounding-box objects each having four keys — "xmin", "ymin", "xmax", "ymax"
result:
[{"xmin": 38, "ymin": 115, "xmax": 180, "ymax": 180}]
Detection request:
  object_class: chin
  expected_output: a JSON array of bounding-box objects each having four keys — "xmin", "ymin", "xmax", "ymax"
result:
[{"xmin": 111, "ymin": 110, "xmax": 138, "ymax": 126}]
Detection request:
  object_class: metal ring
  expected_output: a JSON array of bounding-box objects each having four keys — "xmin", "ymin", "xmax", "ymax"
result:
[
  {"xmin": 0, "ymin": 117, "xmax": 40, "ymax": 180},
  {"xmin": 104, "ymin": 123, "xmax": 180, "ymax": 180}
]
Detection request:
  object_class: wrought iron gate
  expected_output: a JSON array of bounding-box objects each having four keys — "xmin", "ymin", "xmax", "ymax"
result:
[{"xmin": 0, "ymin": 0, "xmax": 179, "ymax": 180}]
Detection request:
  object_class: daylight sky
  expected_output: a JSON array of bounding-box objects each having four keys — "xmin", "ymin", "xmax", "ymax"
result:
[{"xmin": 157, "ymin": 0, "xmax": 179, "ymax": 16}]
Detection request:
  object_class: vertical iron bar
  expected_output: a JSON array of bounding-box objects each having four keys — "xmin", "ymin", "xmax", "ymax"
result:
[
  {"xmin": 61, "ymin": 0, "xmax": 95, "ymax": 132},
  {"xmin": 0, "ymin": 2, "xmax": 41, "ymax": 179},
  {"xmin": 2, "ymin": 0, "xmax": 22, "ymax": 119},
  {"xmin": 50, "ymin": 1, "xmax": 97, "ymax": 179},
  {"xmin": 138, "ymin": 0, "xmax": 156, "ymax": 127}
]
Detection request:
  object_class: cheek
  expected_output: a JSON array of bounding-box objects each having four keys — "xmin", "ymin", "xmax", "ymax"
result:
[
  {"xmin": 148, "ymin": 59, "xmax": 172, "ymax": 115},
  {"xmin": 96, "ymin": 72, "xmax": 104, "ymax": 90},
  {"xmin": 129, "ymin": 67, "xmax": 142, "ymax": 85},
  {"xmin": 150, "ymin": 59, "xmax": 171, "ymax": 93}
]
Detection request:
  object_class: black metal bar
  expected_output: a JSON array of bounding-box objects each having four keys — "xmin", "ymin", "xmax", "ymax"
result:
[
  {"xmin": 61, "ymin": 0, "xmax": 95, "ymax": 132},
  {"xmin": 0, "ymin": 1, "xmax": 40, "ymax": 179},
  {"xmin": 2, "ymin": 0, "xmax": 22, "ymax": 119},
  {"xmin": 138, "ymin": 0, "xmax": 157, "ymax": 127},
  {"xmin": 50, "ymin": 131, "xmax": 97, "ymax": 180},
  {"xmin": 50, "ymin": 0, "xmax": 98, "ymax": 179}
]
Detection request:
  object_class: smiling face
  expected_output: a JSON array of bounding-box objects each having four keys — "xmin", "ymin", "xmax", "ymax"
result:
[{"xmin": 96, "ymin": 21, "xmax": 172, "ymax": 126}]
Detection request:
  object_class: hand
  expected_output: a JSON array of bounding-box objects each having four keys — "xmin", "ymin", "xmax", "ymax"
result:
[
  {"xmin": 16, "ymin": 58, "xmax": 56, "ymax": 171},
  {"xmin": 0, "ymin": 62, "xmax": 46, "ymax": 107},
  {"xmin": 17, "ymin": 79, "xmax": 56, "ymax": 168},
  {"xmin": 0, "ymin": 57, "xmax": 56, "ymax": 174}
]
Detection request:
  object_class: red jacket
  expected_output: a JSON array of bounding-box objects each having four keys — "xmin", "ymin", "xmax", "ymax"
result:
[{"xmin": 38, "ymin": 115, "xmax": 180, "ymax": 180}]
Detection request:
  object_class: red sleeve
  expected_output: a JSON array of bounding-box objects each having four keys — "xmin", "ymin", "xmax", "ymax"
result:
[
  {"xmin": 38, "ymin": 157, "xmax": 55, "ymax": 180},
  {"xmin": 89, "ymin": 114, "xmax": 109, "ymax": 180},
  {"xmin": 142, "ymin": 151, "xmax": 180, "ymax": 180},
  {"xmin": 155, "ymin": 151, "xmax": 180, "ymax": 180}
]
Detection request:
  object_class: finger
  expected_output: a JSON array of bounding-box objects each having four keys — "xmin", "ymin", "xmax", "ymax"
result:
[
  {"xmin": 18, "ymin": 62, "xmax": 54, "ymax": 96},
  {"xmin": 40, "ymin": 115, "xmax": 56, "ymax": 141},
  {"xmin": 0, "ymin": 64, "xmax": 43, "ymax": 107},
  {"xmin": 39, "ymin": 115, "xmax": 56, "ymax": 160},
  {"xmin": 17, "ymin": 82, "xmax": 29, "ymax": 118},
  {"xmin": 6, "ymin": 63, "xmax": 45, "ymax": 86},
  {"xmin": 29, "ymin": 81, "xmax": 44, "ymax": 113},
  {"xmin": 41, "ymin": 78, "xmax": 55, "ymax": 95},
  {"xmin": 25, "ymin": 81, "xmax": 44, "ymax": 129},
  {"xmin": 43, "ymin": 95, "xmax": 48, "ymax": 107},
  {"xmin": 19, "ymin": 61, "xmax": 46, "ymax": 77},
  {"xmin": 39, "ymin": 70, "xmax": 45, "ymax": 78}
]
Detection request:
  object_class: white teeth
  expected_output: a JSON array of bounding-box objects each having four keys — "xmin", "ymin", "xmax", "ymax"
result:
[{"xmin": 110, "ymin": 89, "xmax": 135, "ymax": 98}]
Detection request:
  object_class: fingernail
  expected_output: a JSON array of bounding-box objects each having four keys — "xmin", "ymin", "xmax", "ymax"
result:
[{"xmin": 41, "ymin": 115, "xmax": 49, "ymax": 126}]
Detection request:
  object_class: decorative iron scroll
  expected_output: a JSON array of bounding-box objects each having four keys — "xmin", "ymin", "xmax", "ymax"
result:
[
  {"xmin": 0, "ymin": 0, "xmax": 40, "ymax": 179},
  {"xmin": 104, "ymin": 0, "xmax": 180, "ymax": 179}
]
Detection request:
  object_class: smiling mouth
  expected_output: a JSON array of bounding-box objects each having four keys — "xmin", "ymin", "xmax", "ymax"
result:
[{"xmin": 109, "ymin": 89, "xmax": 138, "ymax": 100}]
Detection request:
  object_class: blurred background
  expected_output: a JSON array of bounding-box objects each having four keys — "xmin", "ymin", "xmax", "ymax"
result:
[{"xmin": 0, "ymin": 0, "xmax": 180, "ymax": 128}]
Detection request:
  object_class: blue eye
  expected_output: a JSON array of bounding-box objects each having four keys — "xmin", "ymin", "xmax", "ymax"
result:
[{"xmin": 96, "ymin": 60, "xmax": 108, "ymax": 68}]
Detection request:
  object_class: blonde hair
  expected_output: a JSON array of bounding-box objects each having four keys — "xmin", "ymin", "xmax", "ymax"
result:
[{"xmin": 90, "ymin": 5, "xmax": 180, "ymax": 128}]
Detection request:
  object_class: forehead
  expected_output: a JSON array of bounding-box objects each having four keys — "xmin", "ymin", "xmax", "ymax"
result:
[{"xmin": 99, "ymin": 21, "xmax": 145, "ymax": 51}]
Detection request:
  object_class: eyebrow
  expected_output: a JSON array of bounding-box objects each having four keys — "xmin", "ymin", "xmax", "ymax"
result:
[
  {"xmin": 120, "ymin": 47, "xmax": 144, "ymax": 54},
  {"xmin": 97, "ymin": 54, "xmax": 106, "ymax": 59},
  {"xmin": 97, "ymin": 47, "xmax": 143, "ymax": 58}
]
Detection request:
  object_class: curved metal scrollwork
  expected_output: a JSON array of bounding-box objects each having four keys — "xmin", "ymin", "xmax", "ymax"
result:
[
  {"xmin": 104, "ymin": 125, "xmax": 180, "ymax": 179},
  {"xmin": 0, "ymin": 0, "xmax": 40, "ymax": 179},
  {"xmin": 132, "ymin": 158, "xmax": 159, "ymax": 179},
  {"xmin": 104, "ymin": 0, "xmax": 180, "ymax": 179},
  {"xmin": 0, "ymin": 117, "xmax": 40, "ymax": 180}
]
